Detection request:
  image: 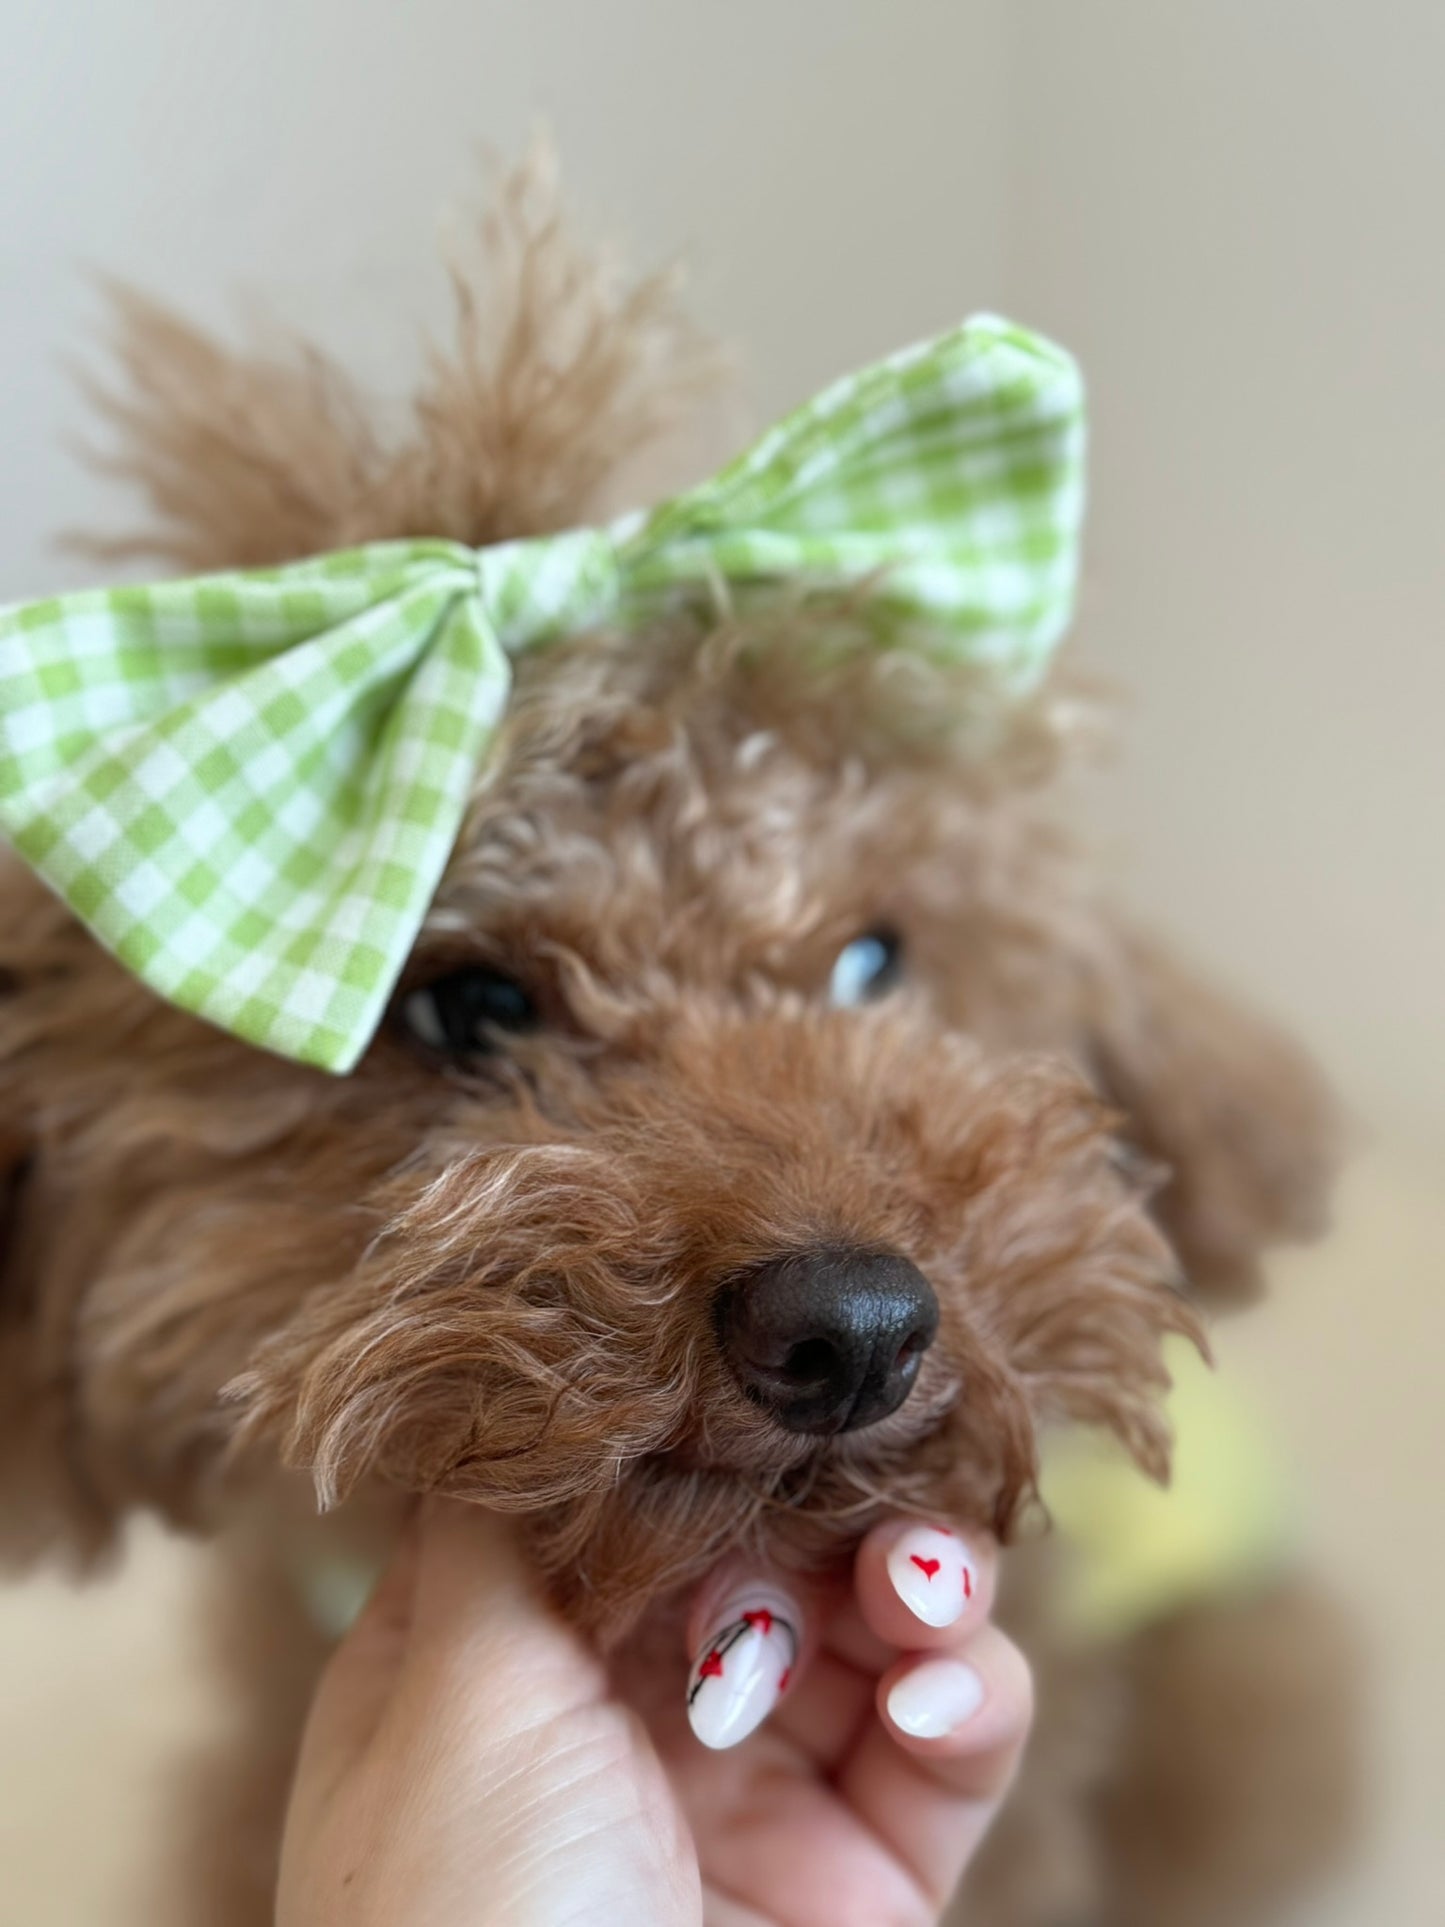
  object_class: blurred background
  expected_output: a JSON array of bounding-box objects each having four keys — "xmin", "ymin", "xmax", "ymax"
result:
[{"xmin": 1, "ymin": 2, "xmax": 1440, "ymax": 1921}]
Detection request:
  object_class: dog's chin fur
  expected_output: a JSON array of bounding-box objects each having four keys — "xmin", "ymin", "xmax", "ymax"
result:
[
  {"xmin": 228, "ymin": 1009, "xmax": 1191, "ymax": 1635},
  {"xmin": 0, "ymin": 156, "xmax": 1351, "ymax": 1920}
]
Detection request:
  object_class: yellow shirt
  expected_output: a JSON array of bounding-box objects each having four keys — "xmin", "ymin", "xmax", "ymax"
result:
[{"xmin": 1039, "ymin": 1335, "xmax": 1294, "ymax": 1642}]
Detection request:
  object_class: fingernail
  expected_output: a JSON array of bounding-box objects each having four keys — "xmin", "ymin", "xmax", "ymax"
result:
[
  {"xmin": 887, "ymin": 1658, "xmax": 986, "ymax": 1738},
  {"xmin": 686, "ymin": 1590, "xmax": 800, "ymax": 1750},
  {"xmin": 886, "ymin": 1525, "xmax": 976, "ymax": 1628}
]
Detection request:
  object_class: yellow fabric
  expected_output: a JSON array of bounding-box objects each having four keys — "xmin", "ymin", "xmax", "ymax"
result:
[{"xmin": 1038, "ymin": 1336, "xmax": 1294, "ymax": 1642}]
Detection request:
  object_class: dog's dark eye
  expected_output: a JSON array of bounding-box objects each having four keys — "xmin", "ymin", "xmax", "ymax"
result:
[
  {"xmin": 828, "ymin": 930, "xmax": 904, "ymax": 1007},
  {"xmin": 399, "ymin": 966, "xmax": 539, "ymax": 1054}
]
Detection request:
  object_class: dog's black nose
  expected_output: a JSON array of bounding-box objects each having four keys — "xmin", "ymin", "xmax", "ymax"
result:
[{"xmin": 716, "ymin": 1249, "xmax": 939, "ymax": 1435}]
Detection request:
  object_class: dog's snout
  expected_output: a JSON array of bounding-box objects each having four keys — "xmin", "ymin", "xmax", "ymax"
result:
[{"xmin": 715, "ymin": 1249, "xmax": 939, "ymax": 1435}]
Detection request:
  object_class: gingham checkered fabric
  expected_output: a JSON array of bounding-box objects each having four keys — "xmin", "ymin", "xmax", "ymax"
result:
[{"xmin": 0, "ymin": 314, "xmax": 1085, "ymax": 1072}]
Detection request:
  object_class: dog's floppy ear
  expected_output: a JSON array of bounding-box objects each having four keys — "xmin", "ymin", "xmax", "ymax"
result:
[
  {"xmin": 0, "ymin": 1119, "xmax": 32, "ymax": 1297},
  {"xmin": 0, "ymin": 1116, "xmax": 69, "ymax": 1567},
  {"xmin": 0, "ymin": 966, "xmax": 120, "ymax": 1568},
  {"xmin": 1083, "ymin": 923, "xmax": 1342, "ymax": 1304}
]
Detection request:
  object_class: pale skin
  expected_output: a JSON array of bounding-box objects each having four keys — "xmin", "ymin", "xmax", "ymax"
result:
[{"xmin": 276, "ymin": 1501, "xmax": 1033, "ymax": 1927}]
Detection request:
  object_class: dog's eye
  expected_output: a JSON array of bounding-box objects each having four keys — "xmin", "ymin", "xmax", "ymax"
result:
[
  {"xmin": 399, "ymin": 966, "xmax": 539, "ymax": 1054},
  {"xmin": 828, "ymin": 930, "xmax": 904, "ymax": 1007}
]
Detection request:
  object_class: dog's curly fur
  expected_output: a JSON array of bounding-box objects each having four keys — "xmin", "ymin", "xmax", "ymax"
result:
[{"xmin": 0, "ymin": 163, "xmax": 1359, "ymax": 1923}]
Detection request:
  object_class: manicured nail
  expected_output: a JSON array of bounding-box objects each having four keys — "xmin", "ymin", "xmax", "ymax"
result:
[
  {"xmin": 886, "ymin": 1525, "xmax": 976, "ymax": 1627},
  {"xmin": 887, "ymin": 1658, "xmax": 986, "ymax": 1738},
  {"xmin": 686, "ymin": 1590, "xmax": 800, "ymax": 1750}
]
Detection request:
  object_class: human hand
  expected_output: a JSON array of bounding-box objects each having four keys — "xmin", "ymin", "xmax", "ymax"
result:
[{"xmin": 276, "ymin": 1503, "xmax": 1031, "ymax": 1927}]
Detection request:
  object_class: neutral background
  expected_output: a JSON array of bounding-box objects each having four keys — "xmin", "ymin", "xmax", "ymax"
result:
[{"xmin": 1, "ymin": 4, "xmax": 1440, "ymax": 1922}]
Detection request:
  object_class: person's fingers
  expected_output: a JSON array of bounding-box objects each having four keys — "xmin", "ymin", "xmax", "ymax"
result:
[
  {"xmin": 678, "ymin": 1518, "xmax": 997, "ymax": 1760},
  {"xmin": 852, "ymin": 1517, "xmax": 996, "ymax": 1653},
  {"xmin": 837, "ymin": 1622, "xmax": 1034, "ymax": 1909}
]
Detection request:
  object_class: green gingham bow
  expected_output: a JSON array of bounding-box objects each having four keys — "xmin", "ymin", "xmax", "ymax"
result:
[{"xmin": 0, "ymin": 314, "xmax": 1085, "ymax": 1072}]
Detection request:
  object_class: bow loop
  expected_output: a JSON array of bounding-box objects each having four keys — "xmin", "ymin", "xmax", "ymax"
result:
[
  {"xmin": 0, "ymin": 314, "xmax": 1086, "ymax": 1072},
  {"xmin": 618, "ymin": 313, "xmax": 1084, "ymax": 674}
]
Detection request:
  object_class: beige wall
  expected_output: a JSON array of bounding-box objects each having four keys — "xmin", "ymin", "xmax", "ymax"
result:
[
  {"xmin": 0, "ymin": 0, "xmax": 1010, "ymax": 585},
  {"xmin": 1006, "ymin": 1, "xmax": 1445, "ymax": 1151}
]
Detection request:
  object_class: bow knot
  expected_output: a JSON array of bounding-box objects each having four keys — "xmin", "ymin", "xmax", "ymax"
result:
[{"xmin": 472, "ymin": 526, "xmax": 621, "ymax": 655}]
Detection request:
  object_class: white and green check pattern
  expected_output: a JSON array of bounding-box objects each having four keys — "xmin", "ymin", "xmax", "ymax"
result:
[{"xmin": 0, "ymin": 314, "xmax": 1085, "ymax": 1072}]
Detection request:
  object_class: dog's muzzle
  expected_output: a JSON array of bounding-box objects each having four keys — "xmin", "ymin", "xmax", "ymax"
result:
[{"xmin": 715, "ymin": 1248, "xmax": 939, "ymax": 1435}]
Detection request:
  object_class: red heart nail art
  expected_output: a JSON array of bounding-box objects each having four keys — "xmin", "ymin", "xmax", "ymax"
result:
[
  {"xmin": 742, "ymin": 1608, "xmax": 773, "ymax": 1634},
  {"xmin": 910, "ymin": 1554, "xmax": 941, "ymax": 1579},
  {"xmin": 699, "ymin": 1650, "xmax": 725, "ymax": 1679}
]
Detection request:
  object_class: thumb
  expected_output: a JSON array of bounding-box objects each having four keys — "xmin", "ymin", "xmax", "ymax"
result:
[{"xmin": 394, "ymin": 1500, "xmax": 608, "ymax": 1735}]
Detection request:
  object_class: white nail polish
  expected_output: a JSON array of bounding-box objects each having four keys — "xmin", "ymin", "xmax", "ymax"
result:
[
  {"xmin": 886, "ymin": 1525, "xmax": 975, "ymax": 1628},
  {"xmin": 887, "ymin": 1658, "xmax": 986, "ymax": 1738},
  {"xmin": 686, "ymin": 1591, "xmax": 799, "ymax": 1751}
]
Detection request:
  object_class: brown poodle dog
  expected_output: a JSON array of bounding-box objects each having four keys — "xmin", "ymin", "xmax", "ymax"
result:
[{"xmin": 0, "ymin": 167, "xmax": 1359, "ymax": 1924}]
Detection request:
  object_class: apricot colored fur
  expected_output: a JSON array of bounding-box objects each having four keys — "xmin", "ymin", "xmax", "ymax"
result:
[{"xmin": 0, "ymin": 162, "xmax": 1356, "ymax": 1923}]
